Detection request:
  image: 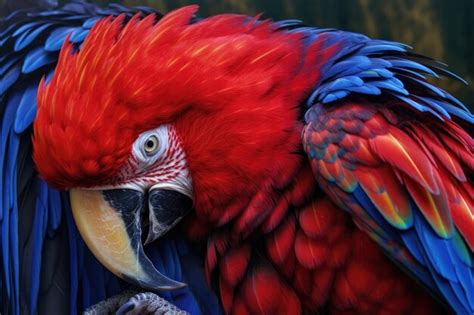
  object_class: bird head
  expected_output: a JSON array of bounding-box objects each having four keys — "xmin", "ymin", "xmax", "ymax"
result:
[{"xmin": 33, "ymin": 5, "xmax": 317, "ymax": 290}]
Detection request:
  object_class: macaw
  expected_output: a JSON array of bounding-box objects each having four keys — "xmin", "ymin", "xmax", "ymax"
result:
[
  {"xmin": 1, "ymin": 2, "xmax": 222, "ymax": 315},
  {"xmin": 2, "ymin": 2, "xmax": 473, "ymax": 315}
]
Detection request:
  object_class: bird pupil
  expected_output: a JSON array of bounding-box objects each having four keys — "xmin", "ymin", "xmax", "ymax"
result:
[{"xmin": 146, "ymin": 140, "xmax": 154, "ymax": 148}]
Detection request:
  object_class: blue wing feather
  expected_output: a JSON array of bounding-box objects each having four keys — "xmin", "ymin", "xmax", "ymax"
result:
[
  {"xmin": 69, "ymin": 28, "xmax": 89, "ymax": 43},
  {"xmin": 294, "ymin": 26, "xmax": 472, "ymax": 125},
  {"xmin": 11, "ymin": 21, "xmax": 43, "ymax": 37},
  {"xmin": 28, "ymin": 180, "xmax": 48, "ymax": 315},
  {"xmin": 14, "ymin": 23, "xmax": 52, "ymax": 52},
  {"xmin": 413, "ymin": 214, "xmax": 469, "ymax": 312},
  {"xmin": 47, "ymin": 188, "xmax": 62, "ymax": 236},
  {"xmin": 0, "ymin": 57, "xmax": 19, "ymax": 76},
  {"xmin": 1, "ymin": 66, "xmax": 21, "ymax": 95},
  {"xmin": 22, "ymin": 47, "xmax": 56, "ymax": 73},
  {"xmin": 6, "ymin": 126, "xmax": 21, "ymax": 314},
  {"xmin": 82, "ymin": 17, "xmax": 100, "ymax": 29},
  {"xmin": 1, "ymin": 92, "xmax": 21, "ymax": 304},
  {"xmin": 13, "ymin": 83, "xmax": 38, "ymax": 133},
  {"xmin": 45, "ymin": 27, "xmax": 79, "ymax": 51}
]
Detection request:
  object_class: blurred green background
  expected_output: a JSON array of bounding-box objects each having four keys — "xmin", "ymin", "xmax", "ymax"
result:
[{"xmin": 2, "ymin": 0, "xmax": 474, "ymax": 110}]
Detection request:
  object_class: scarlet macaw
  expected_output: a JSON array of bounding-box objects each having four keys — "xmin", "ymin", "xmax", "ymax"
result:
[
  {"xmin": 2, "ymin": 2, "xmax": 473, "ymax": 315},
  {"xmin": 1, "ymin": 2, "xmax": 221, "ymax": 315}
]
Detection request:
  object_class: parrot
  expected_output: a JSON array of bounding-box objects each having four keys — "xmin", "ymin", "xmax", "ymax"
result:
[
  {"xmin": 1, "ymin": 2, "xmax": 222, "ymax": 315},
  {"xmin": 2, "ymin": 1, "xmax": 474, "ymax": 315}
]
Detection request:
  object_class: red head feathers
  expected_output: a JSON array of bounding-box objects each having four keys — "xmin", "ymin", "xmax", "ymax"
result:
[{"xmin": 33, "ymin": 5, "xmax": 319, "ymax": 215}]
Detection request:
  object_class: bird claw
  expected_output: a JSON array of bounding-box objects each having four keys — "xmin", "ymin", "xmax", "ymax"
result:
[
  {"xmin": 116, "ymin": 292, "xmax": 189, "ymax": 315},
  {"xmin": 83, "ymin": 290, "xmax": 188, "ymax": 315}
]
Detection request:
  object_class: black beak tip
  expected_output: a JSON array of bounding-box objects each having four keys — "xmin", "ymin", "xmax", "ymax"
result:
[{"xmin": 122, "ymin": 273, "xmax": 187, "ymax": 291}]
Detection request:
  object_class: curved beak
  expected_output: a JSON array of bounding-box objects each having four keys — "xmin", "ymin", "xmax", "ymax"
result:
[{"xmin": 69, "ymin": 187, "xmax": 192, "ymax": 291}]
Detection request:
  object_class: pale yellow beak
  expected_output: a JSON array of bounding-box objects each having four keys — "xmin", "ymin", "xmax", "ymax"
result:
[{"xmin": 69, "ymin": 188, "xmax": 186, "ymax": 290}]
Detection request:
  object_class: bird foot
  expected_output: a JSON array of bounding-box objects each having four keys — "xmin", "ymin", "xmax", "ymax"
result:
[
  {"xmin": 83, "ymin": 289, "xmax": 189, "ymax": 315},
  {"xmin": 116, "ymin": 292, "xmax": 189, "ymax": 315}
]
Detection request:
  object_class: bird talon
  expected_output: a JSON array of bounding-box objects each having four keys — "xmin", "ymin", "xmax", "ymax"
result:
[
  {"xmin": 116, "ymin": 292, "xmax": 189, "ymax": 315},
  {"xmin": 83, "ymin": 290, "xmax": 187, "ymax": 315},
  {"xmin": 116, "ymin": 301, "xmax": 135, "ymax": 315}
]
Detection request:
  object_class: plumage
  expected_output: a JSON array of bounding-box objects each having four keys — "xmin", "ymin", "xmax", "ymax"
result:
[
  {"xmin": 1, "ymin": 3, "xmax": 221, "ymax": 315},
  {"xmin": 304, "ymin": 101, "xmax": 473, "ymax": 313},
  {"xmin": 2, "ymin": 2, "xmax": 473, "ymax": 315}
]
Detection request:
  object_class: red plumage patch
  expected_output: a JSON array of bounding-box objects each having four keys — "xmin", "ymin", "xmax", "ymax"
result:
[
  {"xmin": 266, "ymin": 214, "xmax": 296, "ymax": 264},
  {"xmin": 355, "ymin": 165, "xmax": 413, "ymax": 230},
  {"xmin": 310, "ymin": 266, "xmax": 334, "ymax": 305},
  {"xmin": 299, "ymin": 198, "xmax": 335, "ymax": 238},
  {"xmin": 204, "ymin": 191, "xmax": 444, "ymax": 314},
  {"xmin": 261, "ymin": 197, "xmax": 289, "ymax": 233},
  {"xmin": 220, "ymin": 245, "xmax": 251, "ymax": 287},
  {"xmin": 240, "ymin": 266, "xmax": 301, "ymax": 315},
  {"xmin": 305, "ymin": 101, "xmax": 473, "ymax": 249},
  {"xmin": 370, "ymin": 127, "xmax": 440, "ymax": 194},
  {"xmin": 33, "ymin": 6, "xmax": 320, "ymax": 232}
]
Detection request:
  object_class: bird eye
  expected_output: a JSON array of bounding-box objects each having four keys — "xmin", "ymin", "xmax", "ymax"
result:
[{"xmin": 144, "ymin": 135, "xmax": 159, "ymax": 155}]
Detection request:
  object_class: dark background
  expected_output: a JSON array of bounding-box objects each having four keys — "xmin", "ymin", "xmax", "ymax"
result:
[{"xmin": 2, "ymin": 0, "xmax": 474, "ymax": 111}]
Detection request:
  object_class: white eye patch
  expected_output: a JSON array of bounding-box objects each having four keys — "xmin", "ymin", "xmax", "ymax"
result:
[{"xmin": 133, "ymin": 125, "xmax": 170, "ymax": 166}]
